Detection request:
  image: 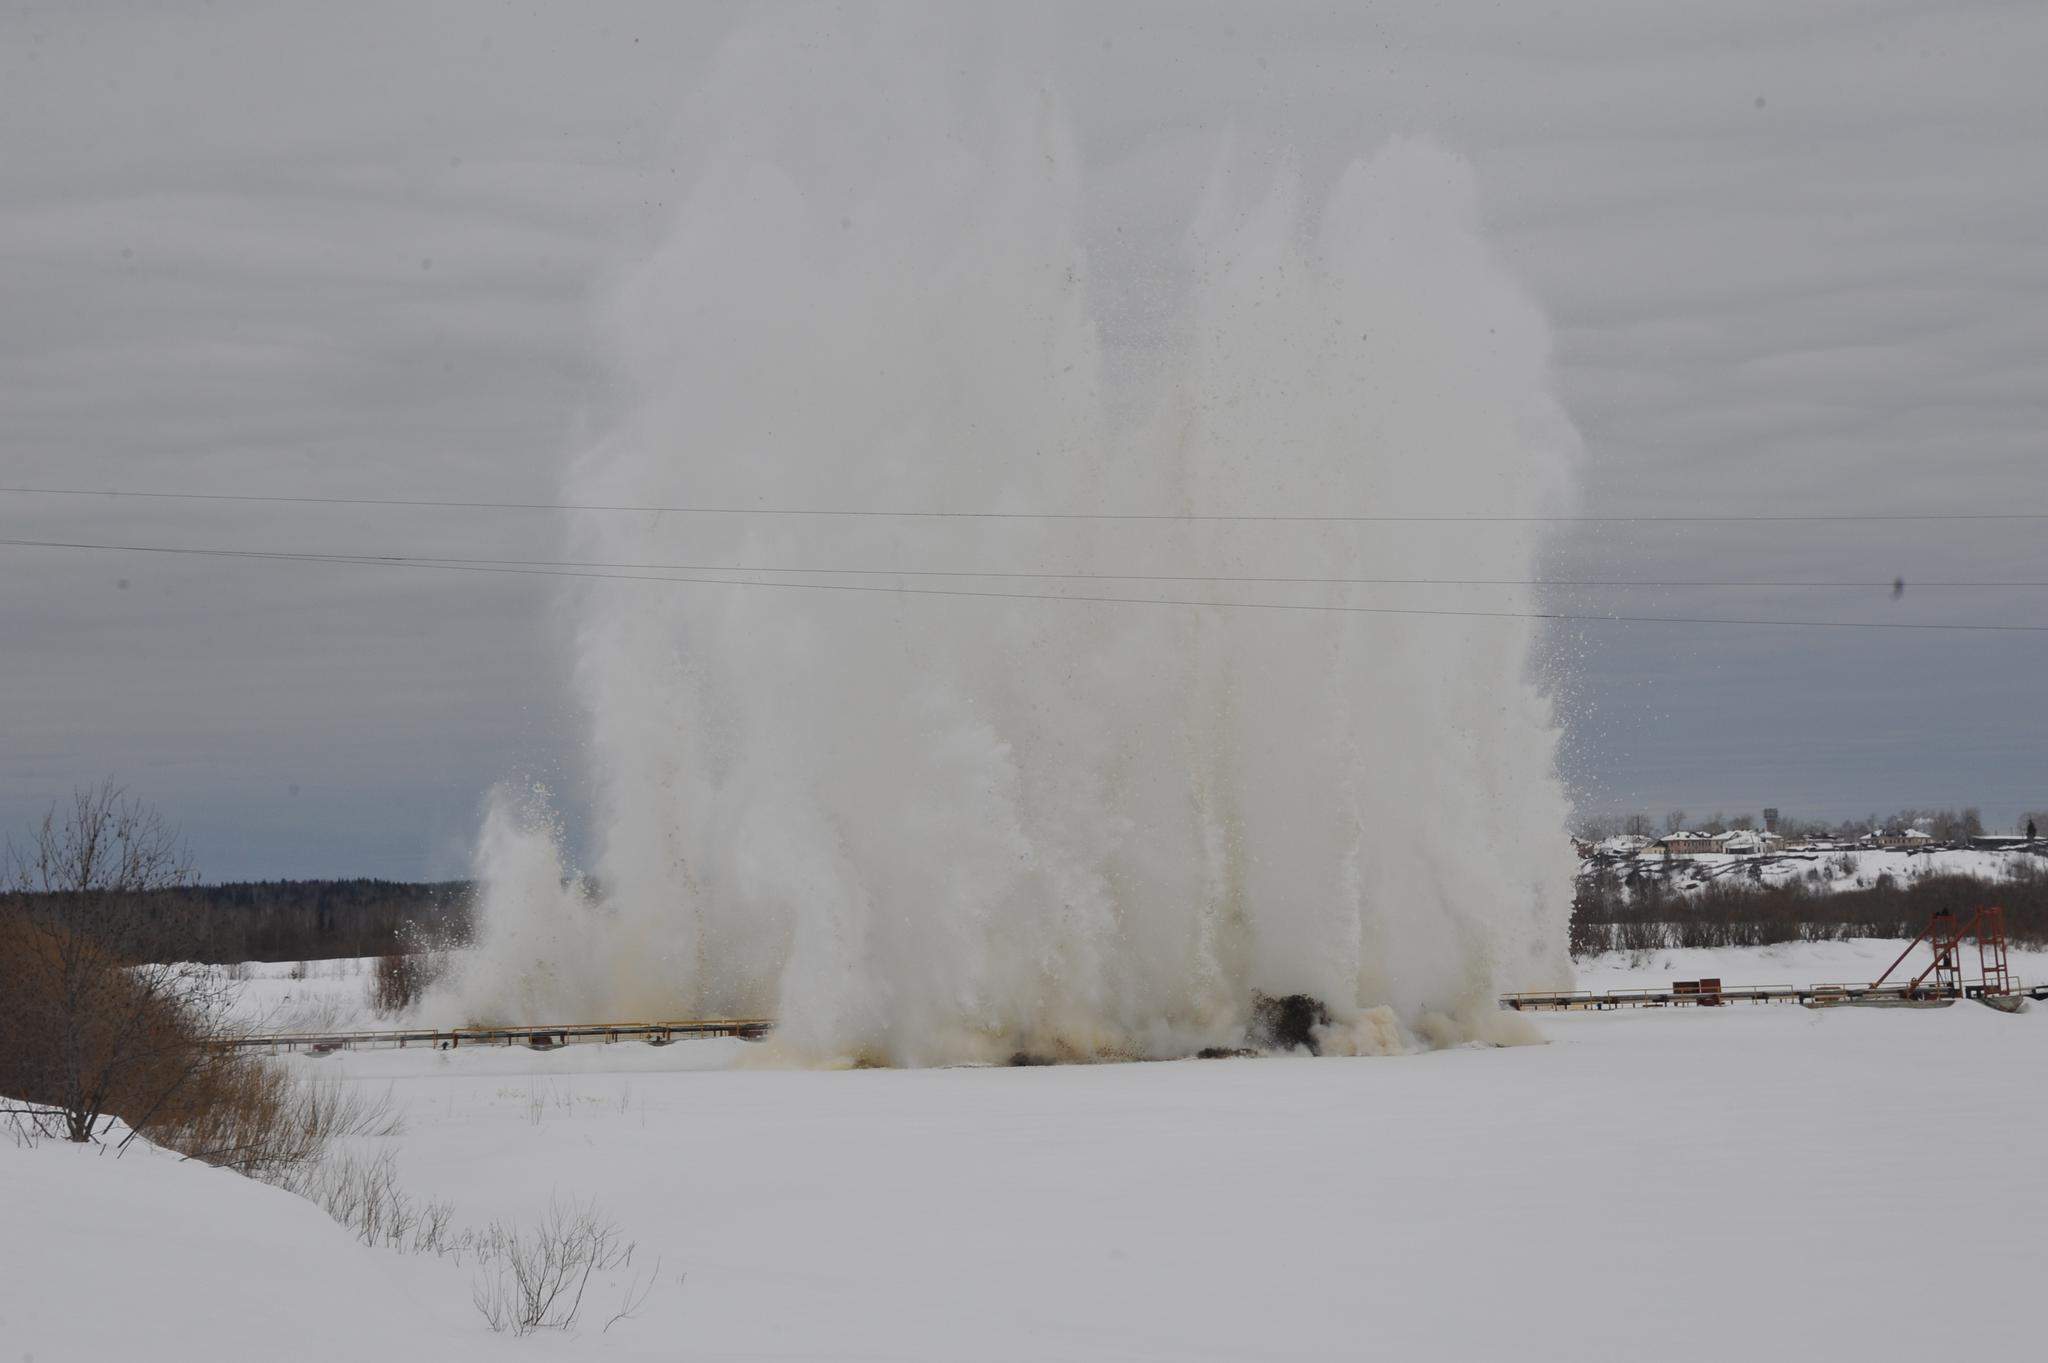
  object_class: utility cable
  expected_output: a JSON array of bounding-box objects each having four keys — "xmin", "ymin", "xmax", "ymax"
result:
[
  {"xmin": 5, "ymin": 537, "xmax": 2045, "ymax": 633},
  {"xmin": 5, "ymin": 484, "xmax": 2046, "ymax": 524},
  {"xmin": 0, "ymin": 537, "xmax": 2037, "ymax": 590}
]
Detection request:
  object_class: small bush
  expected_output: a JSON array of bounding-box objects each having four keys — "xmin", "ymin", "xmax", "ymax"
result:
[
  {"xmin": 1, "ymin": 906, "xmax": 397, "ymax": 1180},
  {"xmin": 471, "ymin": 1200, "xmax": 636, "ymax": 1335},
  {"xmin": 289, "ymin": 1147, "xmax": 454, "ymax": 1254},
  {"xmin": 369, "ymin": 950, "xmax": 446, "ymax": 1016},
  {"xmin": 0, "ymin": 912, "xmax": 229, "ymax": 1144}
]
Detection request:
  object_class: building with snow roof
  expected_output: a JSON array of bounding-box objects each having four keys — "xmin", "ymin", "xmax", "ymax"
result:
[
  {"xmin": 1595, "ymin": 834, "xmax": 1656, "ymax": 857},
  {"xmin": 1658, "ymin": 831, "xmax": 1731, "ymax": 856},
  {"xmin": 1719, "ymin": 829, "xmax": 1784, "ymax": 855}
]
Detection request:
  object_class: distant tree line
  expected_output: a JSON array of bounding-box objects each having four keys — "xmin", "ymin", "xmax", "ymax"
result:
[
  {"xmin": 0, "ymin": 877, "xmax": 473, "ymax": 964},
  {"xmin": 1570, "ymin": 861, "xmax": 2048, "ymax": 956},
  {"xmin": 1572, "ymin": 806, "xmax": 2042, "ymax": 843}
]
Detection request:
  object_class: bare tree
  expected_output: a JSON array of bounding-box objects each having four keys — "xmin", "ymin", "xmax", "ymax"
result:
[{"xmin": 2, "ymin": 784, "xmax": 220, "ymax": 1143}]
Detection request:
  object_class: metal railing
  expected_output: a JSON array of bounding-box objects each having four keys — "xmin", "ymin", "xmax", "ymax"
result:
[
  {"xmin": 223, "ymin": 1017, "xmax": 773, "ymax": 1053},
  {"xmin": 1499, "ymin": 981, "xmax": 2045, "ymax": 1011},
  {"xmin": 215, "ymin": 982, "xmax": 2042, "ymax": 1049}
]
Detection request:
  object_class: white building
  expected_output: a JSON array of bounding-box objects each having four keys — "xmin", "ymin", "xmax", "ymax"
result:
[
  {"xmin": 1595, "ymin": 834, "xmax": 1656, "ymax": 858},
  {"xmin": 1719, "ymin": 829, "xmax": 1784, "ymax": 855},
  {"xmin": 1658, "ymin": 831, "xmax": 1731, "ymax": 856}
]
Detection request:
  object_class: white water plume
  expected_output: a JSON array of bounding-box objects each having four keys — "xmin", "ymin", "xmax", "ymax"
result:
[{"xmin": 448, "ymin": 14, "xmax": 1582, "ymax": 1064}]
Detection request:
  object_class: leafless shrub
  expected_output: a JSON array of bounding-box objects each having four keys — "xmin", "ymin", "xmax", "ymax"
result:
[
  {"xmin": 471, "ymin": 1199, "xmax": 636, "ymax": 1335},
  {"xmin": 605, "ymin": 1257, "xmax": 663, "ymax": 1334},
  {"xmin": 287, "ymin": 1147, "xmax": 456, "ymax": 1253},
  {"xmin": 369, "ymin": 949, "xmax": 447, "ymax": 1016},
  {"xmin": 1614, "ymin": 916, "xmax": 1669, "ymax": 954},
  {"xmin": 151, "ymin": 1067, "xmax": 401, "ymax": 1181},
  {"xmin": 149, "ymin": 1058, "xmax": 326, "ymax": 1178},
  {"xmin": 416, "ymin": 1197, "xmax": 457, "ymax": 1256},
  {"xmin": 4, "ymin": 1103, "xmax": 69, "ymax": 1147},
  {"xmin": 265, "ymin": 1112, "xmax": 660, "ymax": 1334}
]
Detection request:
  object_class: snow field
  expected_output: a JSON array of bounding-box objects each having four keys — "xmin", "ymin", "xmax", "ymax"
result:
[
  {"xmin": 1577, "ymin": 936, "xmax": 2048, "ymax": 991},
  {"xmin": 218, "ymin": 955, "xmax": 378, "ymax": 1033},
  {"xmin": 12, "ymin": 943, "xmax": 2042, "ymax": 1360},
  {"xmin": 0, "ymin": 1126, "xmax": 507, "ymax": 1362},
  {"xmin": 257, "ymin": 996, "xmax": 2048, "ymax": 1356}
]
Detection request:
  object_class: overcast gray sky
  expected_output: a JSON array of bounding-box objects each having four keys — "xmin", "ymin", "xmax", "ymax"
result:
[{"xmin": 4, "ymin": 2, "xmax": 2044, "ymax": 879}]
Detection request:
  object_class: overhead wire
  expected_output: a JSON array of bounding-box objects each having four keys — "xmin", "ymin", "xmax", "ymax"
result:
[
  {"xmin": 0, "ymin": 536, "xmax": 2039, "ymax": 591},
  {"xmin": 5, "ymin": 484, "xmax": 2047, "ymax": 524},
  {"xmin": 5, "ymin": 537, "xmax": 2045, "ymax": 633}
]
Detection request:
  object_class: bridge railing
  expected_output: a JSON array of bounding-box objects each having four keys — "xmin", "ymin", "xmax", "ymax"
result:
[
  {"xmin": 221, "ymin": 1018, "xmax": 774, "ymax": 1052},
  {"xmin": 1500, "ymin": 980, "xmax": 2040, "ymax": 1010}
]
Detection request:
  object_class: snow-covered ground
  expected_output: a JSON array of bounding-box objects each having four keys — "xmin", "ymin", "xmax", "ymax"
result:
[
  {"xmin": 0, "ymin": 1126, "xmax": 514, "ymax": 1362},
  {"xmin": 1577, "ymin": 936, "xmax": 2048, "ymax": 990},
  {"xmin": 218, "ymin": 955, "xmax": 380, "ymax": 1033},
  {"xmin": 9, "ymin": 942, "xmax": 2044, "ymax": 1360},
  {"xmin": 1582, "ymin": 844, "xmax": 2044, "ymax": 894}
]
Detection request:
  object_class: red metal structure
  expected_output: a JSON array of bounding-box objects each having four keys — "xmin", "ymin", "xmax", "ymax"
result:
[
  {"xmin": 1977, "ymin": 906, "xmax": 2012, "ymax": 997},
  {"xmin": 1870, "ymin": 906, "xmax": 2010, "ymax": 999},
  {"xmin": 1923, "ymin": 909, "xmax": 1966, "ymax": 997}
]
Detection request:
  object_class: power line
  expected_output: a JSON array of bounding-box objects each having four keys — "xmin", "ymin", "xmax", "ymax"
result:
[
  {"xmin": 5, "ymin": 484, "xmax": 2046, "ymax": 524},
  {"xmin": 7, "ymin": 537, "xmax": 2045, "ymax": 633},
  {"xmin": 1, "ymin": 537, "xmax": 2039, "ymax": 590}
]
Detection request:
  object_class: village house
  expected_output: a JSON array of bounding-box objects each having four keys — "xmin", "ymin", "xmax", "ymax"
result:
[
  {"xmin": 1658, "ymin": 830, "xmax": 1730, "ymax": 856},
  {"xmin": 1718, "ymin": 829, "xmax": 1784, "ymax": 855},
  {"xmin": 1594, "ymin": 833, "xmax": 1656, "ymax": 858}
]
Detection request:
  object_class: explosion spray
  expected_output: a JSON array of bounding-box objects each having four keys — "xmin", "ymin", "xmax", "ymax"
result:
[{"xmin": 440, "ymin": 12, "xmax": 1582, "ymax": 1064}]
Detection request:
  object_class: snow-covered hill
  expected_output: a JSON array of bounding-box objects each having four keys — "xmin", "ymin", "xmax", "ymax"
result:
[{"xmin": 1580, "ymin": 844, "xmax": 2045, "ymax": 895}]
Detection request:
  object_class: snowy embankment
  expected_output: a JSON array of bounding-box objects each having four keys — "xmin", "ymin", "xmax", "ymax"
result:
[
  {"xmin": 1582, "ymin": 844, "xmax": 2043, "ymax": 894},
  {"xmin": 0, "ymin": 1126, "xmax": 509, "ymax": 1362},
  {"xmin": 12, "ymin": 940, "xmax": 2044, "ymax": 1360}
]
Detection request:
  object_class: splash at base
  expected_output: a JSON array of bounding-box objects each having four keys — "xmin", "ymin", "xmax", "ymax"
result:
[{"xmin": 438, "ymin": 12, "xmax": 1581, "ymax": 1068}]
